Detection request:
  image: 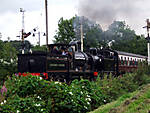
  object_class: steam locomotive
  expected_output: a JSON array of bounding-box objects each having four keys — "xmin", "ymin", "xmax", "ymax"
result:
[{"xmin": 18, "ymin": 41, "xmax": 147, "ymax": 82}]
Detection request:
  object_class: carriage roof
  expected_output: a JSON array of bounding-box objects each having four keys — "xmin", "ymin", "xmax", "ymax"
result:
[{"xmin": 117, "ymin": 51, "xmax": 147, "ymax": 59}]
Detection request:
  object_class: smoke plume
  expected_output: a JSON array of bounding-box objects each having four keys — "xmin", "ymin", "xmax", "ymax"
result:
[{"xmin": 78, "ymin": 0, "xmax": 147, "ymax": 29}]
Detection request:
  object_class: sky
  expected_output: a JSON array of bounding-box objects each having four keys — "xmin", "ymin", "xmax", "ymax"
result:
[
  {"xmin": 78, "ymin": 0, "xmax": 150, "ymax": 35},
  {"xmin": 0, "ymin": 0, "xmax": 78, "ymax": 45},
  {"xmin": 0, "ymin": 0, "xmax": 150, "ymax": 45}
]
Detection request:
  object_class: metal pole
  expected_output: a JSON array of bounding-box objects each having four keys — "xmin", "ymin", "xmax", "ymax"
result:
[
  {"xmin": 143, "ymin": 19, "xmax": 150, "ymax": 65},
  {"xmin": 22, "ymin": 29, "xmax": 25, "ymax": 54},
  {"xmin": 0, "ymin": 32, "xmax": 2, "ymax": 40},
  {"xmin": 45, "ymin": 0, "xmax": 48, "ymax": 48},
  {"xmin": 38, "ymin": 32, "xmax": 40, "ymax": 46},
  {"xmin": 80, "ymin": 17, "xmax": 83, "ymax": 52},
  {"xmin": 20, "ymin": 8, "xmax": 25, "ymax": 54},
  {"xmin": 147, "ymin": 19, "xmax": 150, "ymax": 65},
  {"xmin": 22, "ymin": 11, "xmax": 25, "ymax": 30},
  {"xmin": 148, "ymin": 43, "xmax": 150, "ymax": 65}
]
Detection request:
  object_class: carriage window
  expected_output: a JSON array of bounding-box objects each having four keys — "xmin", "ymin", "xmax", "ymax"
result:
[
  {"xmin": 135, "ymin": 60, "xmax": 137, "ymax": 65},
  {"xmin": 130, "ymin": 61, "xmax": 132, "ymax": 66},
  {"xmin": 133, "ymin": 60, "xmax": 135, "ymax": 66},
  {"xmin": 121, "ymin": 57, "xmax": 123, "ymax": 65},
  {"xmin": 124, "ymin": 57, "xmax": 127, "ymax": 65},
  {"xmin": 127, "ymin": 57, "xmax": 129, "ymax": 66}
]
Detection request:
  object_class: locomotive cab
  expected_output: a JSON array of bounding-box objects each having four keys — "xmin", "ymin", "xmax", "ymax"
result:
[
  {"xmin": 88, "ymin": 48, "xmax": 103, "ymax": 71},
  {"xmin": 97, "ymin": 49, "xmax": 119, "ymax": 75}
]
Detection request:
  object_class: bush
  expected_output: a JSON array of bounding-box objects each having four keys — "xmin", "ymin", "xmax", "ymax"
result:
[
  {"xmin": 0, "ymin": 74, "xmax": 106, "ymax": 113},
  {"xmin": 97, "ymin": 73, "xmax": 138, "ymax": 102},
  {"xmin": 1, "ymin": 75, "xmax": 48, "ymax": 113},
  {"xmin": 97, "ymin": 64, "xmax": 150, "ymax": 102},
  {"xmin": 1, "ymin": 63, "xmax": 150, "ymax": 113},
  {"xmin": 133, "ymin": 64, "xmax": 150, "ymax": 86}
]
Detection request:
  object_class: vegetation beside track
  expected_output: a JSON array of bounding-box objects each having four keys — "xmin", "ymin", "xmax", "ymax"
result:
[
  {"xmin": 1, "ymin": 64, "xmax": 150, "ymax": 113},
  {"xmin": 90, "ymin": 84, "xmax": 150, "ymax": 113}
]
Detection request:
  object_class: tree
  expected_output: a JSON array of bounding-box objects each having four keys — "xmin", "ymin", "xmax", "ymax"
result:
[
  {"xmin": 31, "ymin": 45, "xmax": 47, "ymax": 52},
  {"xmin": 111, "ymin": 35, "xmax": 147, "ymax": 56},
  {"xmin": 1, "ymin": 42, "xmax": 17, "ymax": 62},
  {"xmin": 0, "ymin": 41, "xmax": 18, "ymax": 84},
  {"xmin": 84, "ymin": 26, "xmax": 103, "ymax": 48},
  {"xmin": 53, "ymin": 17, "xmax": 76, "ymax": 44},
  {"xmin": 104, "ymin": 21, "xmax": 136, "ymax": 41},
  {"xmin": 8, "ymin": 40, "xmax": 31, "ymax": 53},
  {"xmin": 73, "ymin": 16, "xmax": 103, "ymax": 49}
]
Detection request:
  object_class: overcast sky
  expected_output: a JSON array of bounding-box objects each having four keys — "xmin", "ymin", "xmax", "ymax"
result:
[
  {"xmin": 0, "ymin": 0, "xmax": 78, "ymax": 45},
  {"xmin": 78, "ymin": 0, "xmax": 150, "ymax": 35},
  {"xmin": 0, "ymin": 0, "xmax": 150, "ymax": 45}
]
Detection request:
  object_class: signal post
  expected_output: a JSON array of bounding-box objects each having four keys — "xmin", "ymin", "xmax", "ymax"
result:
[{"xmin": 143, "ymin": 19, "xmax": 150, "ymax": 65}]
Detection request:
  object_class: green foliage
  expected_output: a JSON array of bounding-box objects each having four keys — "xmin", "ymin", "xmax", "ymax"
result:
[
  {"xmin": 8, "ymin": 40, "xmax": 31, "ymax": 53},
  {"xmin": 66, "ymin": 79, "xmax": 106, "ymax": 112},
  {"xmin": 1, "ymin": 75, "xmax": 49, "ymax": 113},
  {"xmin": 31, "ymin": 45, "xmax": 47, "ymax": 52},
  {"xmin": 133, "ymin": 64, "xmax": 150, "ymax": 86},
  {"xmin": 0, "ymin": 74, "xmax": 106, "ymax": 113},
  {"xmin": 0, "ymin": 41, "xmax": 17, "ymax": 85},
  {"xmin": 96, "ymin": 66, "xmax": 150, "ymax": 102},
  {"xmin": 98, "ymin": 75, "xmax": 133, "ymax": 102},
  {"xmin": 54, "ymin": 17, "xmax": 76, "ymax": 44},
  {"xmin": 1, "ymin": 64, "xmax": 150, "ymax": 112},
  {"xmin": 73, "ymin": 16, "xmax": 103, "ymax": 49},
  {"xmin": 91, "ymin": 85, "xmax": 150, "ymax": 113},
  {"xmin": 111, "ymin": 35, "xmax": 147, "ymax": 56},
  {"xmin": 54, "ymin": 16, "xmax": 145, "ymax": 56},
  {"xmin": 90, "ymin": 92, "xmax": 137, "ymax": 113},
  {"xmin": 1, "ymin": 95, "xmax": 47, "ymax": 113},
  {"xmin": 84, "ymin": 26, "xmax": 103, "ymax": 48},
  {"xmin": 104, "ymin": 21, "xmax": 136, "ymax": 41}
]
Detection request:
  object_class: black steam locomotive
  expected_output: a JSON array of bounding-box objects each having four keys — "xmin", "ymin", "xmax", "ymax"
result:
[{"xmin": 18, "ymin": 41, "xmax": 119, "ymax": 82}]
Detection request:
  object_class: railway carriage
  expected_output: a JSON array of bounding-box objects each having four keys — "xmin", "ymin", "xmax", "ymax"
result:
[{"xmin": 117, "ymin": 51, "xmax": 147, "ymax": 74}]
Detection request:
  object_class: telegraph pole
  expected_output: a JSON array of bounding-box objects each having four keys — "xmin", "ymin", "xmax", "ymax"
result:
[
  {"xmin": 45, "ymin": 0, "xmax": 48, "ymax": 48},
  {"xmin": 143, "ymin": 19, "xmax": 150, "ymax": 65},
  {"xmin": 38, "ymin": 32, "xmax": 40, "ymax": 46},
  {"xmin": 0, "ymin": 33, "xmax": 2, "ymax": 40},
  {"xmin": 80, "ymin": 17, "xmax": 84, "ymax": 52}
]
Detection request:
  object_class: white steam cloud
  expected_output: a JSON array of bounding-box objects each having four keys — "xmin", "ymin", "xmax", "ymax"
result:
[{"xmin": 78, "ymin": 0, "xmax": 149, "ymax": 31}]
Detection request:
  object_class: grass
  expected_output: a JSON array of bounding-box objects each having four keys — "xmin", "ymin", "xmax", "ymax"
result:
[
  {"xmin": 90, "ymin": 84, "xmax": 150, "ymax": 113},
  {"xmin": 89, "ymin": 92, "xmax": 137, "ymax": 113}
]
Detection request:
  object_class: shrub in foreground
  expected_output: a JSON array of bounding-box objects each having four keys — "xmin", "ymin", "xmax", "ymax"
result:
[
  {"xmin": 1, "ymin": 64, "xmax": 150, "ymax": 113},
  {"xmin": 0, "ymin": 74, "xmax": 106, "ymax": 113}
]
